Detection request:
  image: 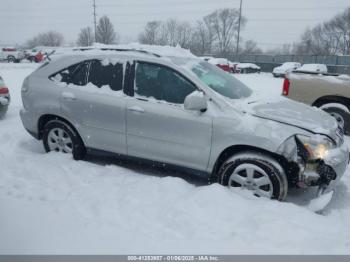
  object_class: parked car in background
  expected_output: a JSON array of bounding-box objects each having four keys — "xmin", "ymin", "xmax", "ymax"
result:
[
  {"xmin": 228, "ymin": 61, "xmax": 239, "ymax": 73},
  {"xmin": 0, "ymin": 47, "xmax": 25, "ymax": 63},
  {"xmin": 295, "ymin": 63, "xmax": 328, "ymax": 74},
  {"xmin": 236, "ymin": 63, "xmax": 261, "ymax": 74},
  {"xmin": 20, "ymin": 47, "xmax": 348, "ymax": 201},
  {"xmin": 0, "ymin": 76, "xmax": 10, "ymax": 119},
  {"xmin": 207, "ymin": 58, "xmax": 231, "ymax": 72},
  {"xmin": 273, "ymin": 62, "xmax": 301, "ymax": 77},
  {"xmin": 25, "ymin": 46, "xmax": 56, "ymax": 63},
  {"xmin": 283, "ymin": 71, "xmax": 350, "ymax": 134}
]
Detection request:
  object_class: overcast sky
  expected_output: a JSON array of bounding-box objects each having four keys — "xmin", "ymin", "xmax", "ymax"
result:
[{"xmin": 1, "ymin": 0, "xmax": 349, "ymax": 50}]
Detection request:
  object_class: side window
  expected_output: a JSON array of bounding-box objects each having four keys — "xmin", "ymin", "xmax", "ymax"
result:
[
  {"xmin": 87, "ymin": 60, "xmax": 123, "ymax": 91},
  {"xmin": 51, "ymin": 62, "xmax": 89, "ymax": 86},
  {"xmin": 135, "ymin": 62, "xmax": 196, "ymax": 104}
]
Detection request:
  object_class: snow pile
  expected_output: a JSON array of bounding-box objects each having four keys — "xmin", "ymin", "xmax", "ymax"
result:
[{"xmin": 1, "ymin": 65, "xmax": 350, "ymax": 254}]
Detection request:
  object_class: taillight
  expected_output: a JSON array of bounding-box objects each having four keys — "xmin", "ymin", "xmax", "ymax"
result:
[
  {"xmin": 282, "ymin": 78, "xmax": 290, "ymax": 96},
  {"xmin": 0, "ymin": 87, "xmax": 9, "ymax": 94}
]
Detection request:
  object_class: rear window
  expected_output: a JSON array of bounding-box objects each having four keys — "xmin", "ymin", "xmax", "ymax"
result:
[
  {"xmin": 88, "ymin": 60, "xmax": 124, "ymax": 91},
  {"xmin": 51, "ymin": 61, "xmax": 89, "ymax": 86},
  {"xmin": 50, "ymin": 59, "xmax": 125, "ymax": 92}
]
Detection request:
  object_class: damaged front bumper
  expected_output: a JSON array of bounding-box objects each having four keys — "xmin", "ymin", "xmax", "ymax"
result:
[
  {"xmin": 301, "ymin": 142, "xmax": 349, "ymax": 191},
  {"xmin": 278, "ymin": 134, "xmax": 349, "ymax": 194}
]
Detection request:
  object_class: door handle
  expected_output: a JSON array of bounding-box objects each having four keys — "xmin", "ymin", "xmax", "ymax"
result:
[
  {"xmin": 62, "ymin": 91, "xmax": 76, "ymax": 101},
  {"xmin": 128, "ymin": 105, "xmax": 145, "ymax": 113}
]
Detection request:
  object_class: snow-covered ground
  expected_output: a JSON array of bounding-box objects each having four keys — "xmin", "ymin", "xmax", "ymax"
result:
[{"xmin": 1, "ymin": 65, "xmax": 350, "ymax": 254}]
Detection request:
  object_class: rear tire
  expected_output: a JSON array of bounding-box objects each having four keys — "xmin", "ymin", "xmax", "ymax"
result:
[
  {"xmin": 42, "ymin": 120, "xmax": 86, "ymax": 160},
  {"xmin": 217, "ymin": 152, "xmax": 288, "ymax": 201}
]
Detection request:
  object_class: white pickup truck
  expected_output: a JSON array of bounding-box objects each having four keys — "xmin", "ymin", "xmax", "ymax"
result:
[
  {"xmin": 0, "ymin": 47, "xmax": 25, "ymax": 62},
  {"xmin": 284, "ymin": 71, "xmax": 350, "ymax": 134}
]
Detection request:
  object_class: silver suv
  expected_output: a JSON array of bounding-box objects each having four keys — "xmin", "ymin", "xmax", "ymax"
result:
[{"xmin": 20, "ymin": 49, "xmax": 349, "ymax": 201}]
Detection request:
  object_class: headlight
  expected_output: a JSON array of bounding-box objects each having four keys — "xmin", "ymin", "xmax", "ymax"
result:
[{"xmin": 296, "ymin": 135, "xmax": 335, "ymax": 160}]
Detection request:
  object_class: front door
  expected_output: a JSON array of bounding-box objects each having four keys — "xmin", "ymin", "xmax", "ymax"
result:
[{"xmin": 126, "ymin": 61, "xmax": 212, "ymax": 171}]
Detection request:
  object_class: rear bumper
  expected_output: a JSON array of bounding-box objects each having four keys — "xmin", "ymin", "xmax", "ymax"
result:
[{"xmin": 20, "ymin": 108, "xmax": 39, "ymax": 139}]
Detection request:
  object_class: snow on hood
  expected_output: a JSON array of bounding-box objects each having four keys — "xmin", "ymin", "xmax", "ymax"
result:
[
  {"xmin": 233, "ymin": 97, "xmax": 338, "ymax": 136},
  {"xmin": 251, "ymin": 100, "xmax": 338, "ymax": 134}
]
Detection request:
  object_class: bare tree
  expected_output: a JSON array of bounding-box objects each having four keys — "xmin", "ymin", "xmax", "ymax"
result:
[
  {"xmin": 205, "ymin": 8, "xmax": 246, "ymax": 56},
  {"xmin": 77, "ymin": 27, "xmax": 94, "ymax": 46},
  {"xmin": 139, "ymin": 19, "xmax": 193, "ymax": 48},
  {"xmin": 137, "ymin": 8, "xmax": 249, "ymax": 57},
  {"xmin": 96, "ymin": 15, "xmax": 118, "ymax": 44},
  {"xmin": 138, "ymin": 21, "xmax": 162, "ymax": 45},
  {"xmin": 26, "ymin": 31, "xmax": 64, "ymax": 48},
  {"xmin": 240, "ymin": 40, "xmax": 263, "ymax": 55},
  {"xmin": 295, "ymin": 8, "xmax": 350, "ymax": 55},
  {"xmin": 174, "ymin": 21, "xmax": 193, "ymax": 49},
  {"xmin": 190, "ymin": 20, "xmax": 215, "ymax": 55}
]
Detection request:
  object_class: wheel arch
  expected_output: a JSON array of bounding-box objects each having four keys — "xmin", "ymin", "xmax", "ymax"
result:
[
  {"xmin": 312, "ymin": 95, "xmax": 350, "ymax": 110},
  {"xmin": 211, "ymin": 144, "xmax": 290, "ymax": 181},
  {"xmin": 38, "ymin": 114, "xmax": 85, "ymax": 144}
]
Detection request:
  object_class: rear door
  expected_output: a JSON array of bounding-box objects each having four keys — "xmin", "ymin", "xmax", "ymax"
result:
[{"xmin": 55, "ymin": 59, "xmax": 127, "ymax": 154}]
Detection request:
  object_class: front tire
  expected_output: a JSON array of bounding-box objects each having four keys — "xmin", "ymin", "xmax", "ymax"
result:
[
  {"xmin": 7, "ymin": 56, "xmax": 15, "ymax": 63},
  {"xmin": 42, "ymin": 120, "xmax": 86, "ymax": 160},
  {"xmin": 218, "ymin": 152, "xmax": 288, "ymax": 201}
]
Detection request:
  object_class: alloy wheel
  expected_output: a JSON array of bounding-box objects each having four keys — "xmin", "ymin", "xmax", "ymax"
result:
[{"xmin": 228, "ymin": 163, "xmax": 273, "ymax": 198}]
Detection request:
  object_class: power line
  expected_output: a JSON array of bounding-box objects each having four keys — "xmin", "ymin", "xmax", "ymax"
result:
[
  {"xmin": 236, "ymin": 0, "xmax": 243, "ymax": 58},
  {"xmin": 93, "ymin": 0, "xmax": 97, "ymax": 41}
]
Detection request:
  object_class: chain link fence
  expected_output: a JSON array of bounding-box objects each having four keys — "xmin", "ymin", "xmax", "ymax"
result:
[{"xmin": 228, "ymin": 54, "xmax": 350, "ymax": 74}]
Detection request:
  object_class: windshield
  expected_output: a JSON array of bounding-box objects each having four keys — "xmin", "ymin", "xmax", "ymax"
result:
[{"xmin": 189, "ymin": 60, "xmax": 252, "ymax": 99}]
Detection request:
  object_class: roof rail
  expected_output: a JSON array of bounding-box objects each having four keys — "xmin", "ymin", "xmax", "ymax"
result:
[{"xmin": 72, "ymin": 47, "xmax": 162, "ymax": 58}]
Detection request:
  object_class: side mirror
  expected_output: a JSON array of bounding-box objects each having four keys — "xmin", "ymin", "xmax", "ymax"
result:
[{"xmin": 184, "ymin": 91, "xmax": 207, "ymax": 112}]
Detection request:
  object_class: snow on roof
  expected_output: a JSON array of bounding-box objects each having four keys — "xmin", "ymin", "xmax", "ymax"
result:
[
  {"xmin": 91, "ymin": 43, "xmax": 196, "ymax": 58},
  {"xmin": 279, "ymin": 62, "xmax": 300, "ymax": 69},
  {"xmin": 237, "ymin": 63, "xmax": 261, "ymax": 69},
  {"xmin": 296, "ymin": 64, "xmax": 328, "ymax": 73},
  {"xmin": 207, "ymin": 58, "xmax": 229, "ymax": 65},
  {"xmin": 46, "ymin": 43, "xmax": 197, "ymax": 63}
]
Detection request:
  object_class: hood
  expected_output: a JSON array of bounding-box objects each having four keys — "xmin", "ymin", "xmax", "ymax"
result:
[{"xmin": 241, "ymin": 98, "xmax": 338, "ymax": 136}]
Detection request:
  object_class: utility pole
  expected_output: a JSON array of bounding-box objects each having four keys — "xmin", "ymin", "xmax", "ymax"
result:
[
  {"xmin": 93, "ymin": 0, "xmax": 97, "ymax": 43},
  {"xmin": 235, "ymin": 0, "xmax": 243, "ymax": 61}
]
